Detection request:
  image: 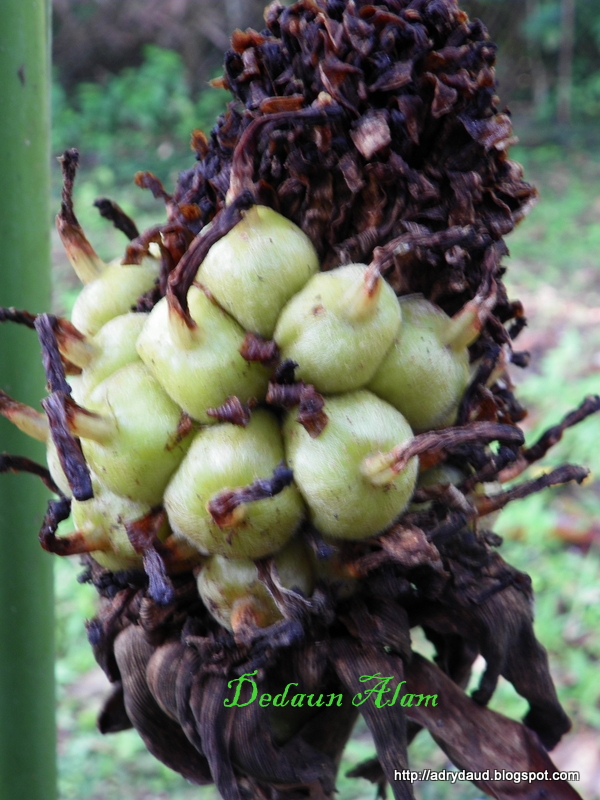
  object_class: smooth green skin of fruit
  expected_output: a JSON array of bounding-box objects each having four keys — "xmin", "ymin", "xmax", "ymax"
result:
[
  {"xmin": 71, "ymin": 481, "xmax": 165, "ymax": 572},
  {"xmin": 71, "ymin": 259, "xmax": 160, "ymax": 337},
  {"xmin": 164, "ymin": 410, "xmax": 304, "ymax": 559},
  {"xmin": 368, "ymin": 296, "xmax": 470, "ymax": 431},
  {"xmin": 283, "ymin": 391, "xmax": 418, "ymax": 540},
  {"xmin": 136, "ymin": 287, "xmax": 269, "ymax": 423},
  {"xmin": 274, "ymin": 264, "xmax": 402, "ymax": 393},
  {"xmin": 82, "ymin": 362, "xmax": 192, "ymax": 504},
  {"xmin": 197, "ymin": 537, "xmax": 313, "ymax": 632},
  {"xmin": 198, "ymin": 205, "xmax": 319, "ymax": 338},
  {"xmin": 71, "ymin": 313, "xmax": 148, "ymax": 404}
]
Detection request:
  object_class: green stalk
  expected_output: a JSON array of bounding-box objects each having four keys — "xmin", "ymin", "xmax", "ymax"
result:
[{"xmin": 0, "ymin": 1, "xmax": 57, "ymax": 799}]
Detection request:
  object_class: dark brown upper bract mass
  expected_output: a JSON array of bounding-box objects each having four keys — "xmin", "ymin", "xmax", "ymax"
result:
[{"xmin": 173, "ymin": 0, "xmax": 536, "ymax": 313}]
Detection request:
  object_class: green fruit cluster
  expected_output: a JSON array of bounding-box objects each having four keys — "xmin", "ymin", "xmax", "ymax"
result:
[{"xmin": 3, "ymin": 203, "xmax": 481, "ymax": 635}]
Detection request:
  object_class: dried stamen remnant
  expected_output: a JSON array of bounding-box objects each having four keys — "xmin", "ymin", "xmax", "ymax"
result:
[
  {"xmin": 297, "ymin": 386, "xmax": 328, "ymax": 438},
  {"xmin": 124, "ymin": 225, "xmax": 163, "ymax": 266},
  {"xmin": 0, "ymin": 454, "xmax": 61, "ymax": 495},
  {"xmin": 266, "ymin": 381, "xmax": 305, "ymax": 408},
  {"xmin": 0, "ymin": 390, "xmax": 48, "ymax": 442},
  {"xmin": 266, "ymin": 381, "xmax": 328, "ymax": 437},
  {"xmin": 125, "ymin": 509, "xmax": 175, "ymax": 606},
  {"xmin": 41, "ymin": 392, "xmax": 93, "ymax": 501},
  {"xmin": 166, "ymin": 191, "xmax": 255, "ymax": 326},
  {"xmin": 166, "ymin": 413, "xmax": 194, "ymax": 451},
  {"xmin": 52, "ymin": 317, "xmax": 96, "ymax": 369},
  {"xmin": 56, "ymin": 149, "xmax": 106, "ymax": 283},
  {"xmin": 38, "ymin": 496, "xmax": 72, "ymax": 553},
  {"xmin": 206, "ymin": 396, "xmax": 253, "ymax": 427},
  {"xmin": 273, "ymin": 359, "xmax": 298, "ymax": 385},
  {"xmin": 207, "ymin": 461, "xmax": 294, "ymax": 529},
  {"xmin": 34, "ymin": 313, "xmax": 73, "ymax": 395},
  {"xmin": 474, "ymin": 464, "xmax": 590, "ymax": 518},
  {"xmin": 94, "ymin": 198, "xmax": 140, "ymax": 241},
  {"xmin": 134, "ymin": 172, "xmax": 172, "ymax": 204},
  {"xmin": 499, "ymin": 395, "xmax": 600, "ymax": 482},
  {"xmin": 239, "ymin": 331, "xmax": 280, "ymax": 368},
  {"xmin": 362, "ymin": 422, "xmax": 524, "ymax": 486},
  {"xmin": 0, "ymin": 307, "xmax": 37, "ymax": 329}
]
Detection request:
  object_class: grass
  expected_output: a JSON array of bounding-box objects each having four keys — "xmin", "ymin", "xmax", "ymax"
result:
[{"xmin": 52, "ymin": 144, "xmax": 600, "ymax": 799}]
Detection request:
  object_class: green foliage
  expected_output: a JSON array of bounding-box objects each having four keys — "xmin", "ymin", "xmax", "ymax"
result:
[
  {"xmin": 506, "ymin": 146, "xmax": 600, "ymax": 294},
  {"xmin": 52, "ymin": 45, "xmax": 227, "ymax": 184}
]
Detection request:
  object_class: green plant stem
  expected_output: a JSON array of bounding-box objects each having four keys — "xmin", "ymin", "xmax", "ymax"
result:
[{"xmin": 0, "ymin": 1, "xmax": 57, "ymax": 799}]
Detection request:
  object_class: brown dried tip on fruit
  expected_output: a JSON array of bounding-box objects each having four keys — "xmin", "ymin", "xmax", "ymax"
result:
[
  {"xmin": 56, "ymin": 149, "xmax": 107, "ymax": 283},
  {"xmin": 266, "ymin": 380, "xmax": 328, "ymax": 437},
  {"xmin": 207, "ymin": 461, "xmax": 294, "ymax": 529},
  {"xmin": 206, "ymin": 396, "xmax": 254, "ymax": 426}
]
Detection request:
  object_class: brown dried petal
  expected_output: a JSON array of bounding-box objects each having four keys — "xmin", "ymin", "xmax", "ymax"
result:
[
  {"xmin": 259, "ymin": 94, "xmax": 305, "ymax": 114},
  {"xmin": 113, "ymin": 626, "xmax": 212, "ymax": 785},
  {"xmin": 368, "ymin": 61, "xmax": 412, "ymax": 93},
  {"xmin": 404, "ymin": 653, "xmax": 581, "ymax": 800},
  {"xmin": 460, "ymin": 113, "xmax": 514, "ymax": 151},
  {"xmin": 351, "ymin": 110, "xmax": 391, "ymax": 159},
  {"xmin": 424, "ymin": 72, "xmax": 458, "ymax": 118}
]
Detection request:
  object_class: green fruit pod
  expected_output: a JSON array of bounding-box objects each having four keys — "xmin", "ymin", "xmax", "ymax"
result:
[
  {"xmin": 198, "ymin": 205, "xmax": 320, "ymax": 338},
  {"xmin": 197, "ymin": 537, "xmax": 314, "ymax": 632},
  {"xmin": 283, "ymin": 390, "xmax": 418, "ymax": 540},
  {"xmin": 71, "ymin": 258, "xmax": 160, "ymax": 337},
  {"xmin": 136, "ymin": 285, "xmax": 269, "ymax": 423},
  {"xmin": 368, "ymin": 295, "xmax": 472, "ymax": 431},
  {"xmin": 164, "ymin": 409, "xmax": 304, "ymax": 559},
  {"xmin": 57, "ymin": 312, "xmax": 149, "ymax": 404},
  {"xmin": 75, "ymin": 362, "xmax": 193, "ymax": 504},
  {"xmin": 71, "ymin": 482, "xmax": 166, "ymax": 572},
  {"xmin": 274, "ymin": 263, "xmax": 401, "ymax": 393}
]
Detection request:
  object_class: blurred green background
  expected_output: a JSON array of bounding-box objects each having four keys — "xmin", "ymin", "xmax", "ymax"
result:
[{"xmin": 47, "ymin": 1, "xmax": 600, "ymax": 798}]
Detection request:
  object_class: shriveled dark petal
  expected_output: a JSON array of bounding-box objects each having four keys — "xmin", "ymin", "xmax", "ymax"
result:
[
  {"xmin": 228, "ymin": 689, "xmax": 336, "ymax": 790},
  {"xmin": 97, "ymin": 682, "xmax": 133, "ymax": 733},
  {"xmin": 423, "ymin": 72, "xmax": 458, "ymax": 118},
  {"xmin": 410, "ymin": 540, "xmax": 572, "ymax": 750},
  {"xmin": 146, "ymin": 640, "xmax": 188, "ymax": 722},
  {"xmin": 114, "ymin": 627, "xmax": 212, "ymax": 785},
  {"xmin": 368, "ymin": 61, "xmax": 412, "ymax": 92},
  {"xmin": 403, "ymin": 654, "xmax": 582, "ymax": 800},
  {"xmin": 351, "ymin": 110, "xmax": 391, "ymax": 159},
  {"xmin": 331, "ymin": 640, "xmax": 413, "ymax": 800},
  {"xmin": 459, "ymin": 113, "xmax": 514, "ymax": 151},
  {"xmin": 192, "ymin": 675, "xmax": 242, "ymax": 800}
]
